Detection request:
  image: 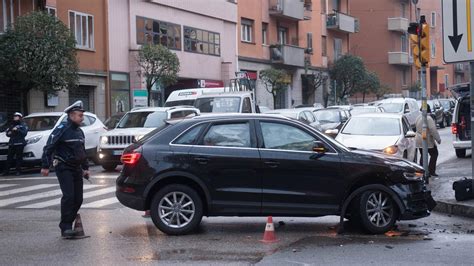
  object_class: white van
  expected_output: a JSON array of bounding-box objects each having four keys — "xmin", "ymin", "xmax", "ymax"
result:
[
  {"xmin": 164, "ymin": 87, "xmax": 226, "ymax": 107},
  {"xmin": 193, "ymin": 91, "xmax": 257, "ymax": 113}
]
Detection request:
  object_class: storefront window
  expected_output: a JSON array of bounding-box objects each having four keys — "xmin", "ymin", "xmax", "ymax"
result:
[
  {"xmin": 136, "ymin": 16, "xmax": 181, "ymax": 50},
  {"xmin": 110, "ymin": 73, "xmax": 131, "ymax": 115},
  {"xmin": 183, "ymin": 26, "xmax": 220, "ymax": 56}
]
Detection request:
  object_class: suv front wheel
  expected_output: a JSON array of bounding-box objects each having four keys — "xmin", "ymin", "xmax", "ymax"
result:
[
  {"xmin": 356, "ymin": 190, "xmax": 398, "ymax": 234},
  {"xmin": 455, "ymin": 149, "xmax": 466, "ymax": 158},
  {"xmin": 150, "ymin": 184, "xmax": 203, "ymax": 235}
]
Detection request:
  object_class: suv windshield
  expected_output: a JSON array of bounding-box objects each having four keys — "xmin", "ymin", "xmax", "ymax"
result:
[
  {"xmin": 24, "ymin": 115, "xmax": 61, "ymax": 131},
  {"xmin": 350, "ymin": 107, "xmax": 376, "ymax": 116},
  {"xmin": 117, "ymin": 111, "xmax": 168, "ymax": 128},
  {"xmin": 194, "ymin": 97, "xmax": 241, "ymax": 113},
  {"xmin": 313, "ymin": 109, "xmax": 340, "ymax": 123},
  {"xmin": 342, "ymin": 117, "xmax": 400, "ymax": 136},
  {"xmin": 379, "ymin": 103, "xmax": 404, "ymax": 113}
]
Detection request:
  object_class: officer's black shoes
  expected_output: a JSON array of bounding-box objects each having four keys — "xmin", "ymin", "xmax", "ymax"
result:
[{"xmin": 61, "ymin": 229, "xmax": 78, "ymax": 239}]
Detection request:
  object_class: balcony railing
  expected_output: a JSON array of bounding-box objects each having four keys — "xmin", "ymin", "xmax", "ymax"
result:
[
  {"xmin": 269, "ymin": 0, "xmax": 305, "ymax": 21},
  {"xmin": 387, "ymin": 17, "xmax": 409, "ymax": 32},
  {"xmin": 270, "ymin": 44, "xmax": 305, "ymax": 67},
  {"xmin": 326, "ymin": 11, "xmax": 357, "ymax": 33},
  {"xmin": 388, "ymin": 52, "xmax": 410, "ymax": 66}
]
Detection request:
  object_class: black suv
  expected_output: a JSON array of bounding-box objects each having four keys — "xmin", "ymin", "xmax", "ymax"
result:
[{"xmin": 116, "ymin": 115, "xmax": 435, "ymax": 235}]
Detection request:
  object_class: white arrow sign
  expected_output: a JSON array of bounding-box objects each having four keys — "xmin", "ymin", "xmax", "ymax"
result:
[{"xmin": 443, "ymin": 0, "xmax": 474, "ymax": 62}]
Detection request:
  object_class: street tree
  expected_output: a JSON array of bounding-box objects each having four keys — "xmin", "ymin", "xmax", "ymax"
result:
[
  {"xmin": 303, "ymin": 71, "xmax": 327, "ymax": 105},
  {"xmin": 0, "ymin": 11, "xmax": 78, "ymax": 111},
  {"xmin": 137, "ymin": 44, "xmax": 180, "ymax": 106},
  {"xmin": 356, "ymin": 71, "xmax": 381, "ymax": 103},
  {"xmin": 329, "ymin": 54, "xmax": 367, "ymax": 104},
  {"xmin": 259, "ymin": 68, "xmax": 289, "ymax": 109}
]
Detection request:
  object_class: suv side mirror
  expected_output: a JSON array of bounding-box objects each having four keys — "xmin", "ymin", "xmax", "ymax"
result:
[
  {"xmin": 405, "ymin": 130, "xmax": 416, "ymax": 138},
  {"xmin": 312, "ymin": 141, "xmax": 327, "ymax": 153}
]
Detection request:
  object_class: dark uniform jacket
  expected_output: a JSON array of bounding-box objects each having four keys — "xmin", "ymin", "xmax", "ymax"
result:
[
  {"xmin": 41, "ymin": 119, "xmax": 89, "ymax": 170},
  {"xmin": 6, "ymin": 121, "xmax": 28, "ymax": 146}
]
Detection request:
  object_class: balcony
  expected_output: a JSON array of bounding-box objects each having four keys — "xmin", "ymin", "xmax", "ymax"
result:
[
  {"xmin": 270, "ymin": 44, "xmax": 305, "ymax": 67},
  {"xmin": 326, "ymin": 11, "xmax": 357, "ymax": 33},
  {"xmin": 269, "ymin": 0, "xmax": 305, "ymax": 21},
  {"xmin": 388, "ymin": 52, "xmax": 410, "ymax": 66},
  {"xmin": 388, "ymin": 17, "xmax": 409, "ymax": 32}
]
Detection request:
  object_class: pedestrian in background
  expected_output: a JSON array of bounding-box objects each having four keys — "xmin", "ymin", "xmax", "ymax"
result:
[
  {"xmin": 3, "ymin": 112, "xmax": 28, "ymax": 176},
  {"xmin": 40, "ymin": 101, "xmax": 90, "ymax": 239},
  {"xmin": 415, "ymin": 105, "xmax": 441, "ymax": 177}
]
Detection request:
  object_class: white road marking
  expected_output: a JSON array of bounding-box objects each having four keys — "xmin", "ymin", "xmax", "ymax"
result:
[
  {"xmin": 81, "ymin": 197, "xmax": 119, "ymax": 208},
  {"xmin": 1, "ymin": 175, "xmax": 118, "ymax": 181},
  {"xmin": 0, "ymin": 184, "xmax": 18, "ymax": 189},
  {"xmin": 2, "ymin": 185, "xmax": 102, "ymax": 208},
  {"xmin": 19, "ymin": 186, "xmax": 116, "ymax": 208},
  {"xmin": 0, "ymin": 184, "xmax": 57, "ymax": 197}
]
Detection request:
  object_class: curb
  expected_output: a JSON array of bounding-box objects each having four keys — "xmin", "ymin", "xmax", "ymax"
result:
[{"xmin": 434, "ymin": 199, "xmax": 474, "ymax": 219}]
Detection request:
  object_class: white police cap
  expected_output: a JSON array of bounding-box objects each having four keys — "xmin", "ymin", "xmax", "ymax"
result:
[
  {"xmin": 64, "ymin": 100, "xmax": 85, "ymax": 114},
  {"xmin": 13, "ymin": 112, "xmax": 23, "ymax": 118}
]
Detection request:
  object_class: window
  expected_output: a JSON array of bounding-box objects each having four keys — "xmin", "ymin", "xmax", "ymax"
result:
[
  {"xmin": 444, "ymin": 74, "xmax": 449, "ymax": 87},
  {"xmin": 307, "ymin": 33, "xmax": 313, "ymax": 52},
  {"xmin": 321, "ymin": 0, "xmax": 327, "ymax": 14},
  {"xmin": 69, "ymin": 11, "xmax": 94, "ymax": 49},
  {"xmin": 80, "ymin": 115, "xmax": 95, "ymax": 127},
  {"xmin": 401, "ymin": 33, "xmax": 408, "ymax": 52},
  {"xmin": 402, "ymin": 70, "xmax": 407, "ymax": 86},
  {"xmin": 241, "ymin": 18, "xmax": 253, "ymax": 43},
  {"xmin": 202, "ymin": 123, "xmax": 251, "ymax": 147},
  {"xmin": 174, "ymin": 124, "xmax": 205, "ymax": 145},
  {"xmin": 136, "ymin": 17, "xmax": 181, "ymax": 50},
  {"xmin": 334, "ymin": 38, "xmax": 342, "ymax": 60},
  {"xmin": 183, "ymin": 26, "xmax": 220, "ymax": 55},
  {"xmin": 322, "ymin": 36, "xmax": 327, "ymax": 56},
  {"xmin": 261, "ymin": 122, "xmax": 315, "ymax": 151},
  {"xmin": 304, "ymin": 111, "xmax": 315, "ymax": 123},
  {"xmin": 262, "ymin": 23, "xmax": 268, "ymax": 45},
  {"xmin": 278, "ymin": 27, "xmax": 288, "ymax": 45},
  {"xmin": 431, "ymin": 39, "xmax": 436, "ymax": 58},
  {"xmin": 242, "ymin": 97, "xmax": 252, "ymax": 113},
  {"xmin": 401, "ymin": 3, "xmax": 406, "ymax": 18},
  {"xmin": 431, "ymin": 12, "xmax": 436, "ymax": 27},
  {"xmin": 332, "ymin": 0, "xmax": 340, "ymax": 11},
  {"xmin": 46, "ymin": 6, "xmax": 56, "ymax": 17}
]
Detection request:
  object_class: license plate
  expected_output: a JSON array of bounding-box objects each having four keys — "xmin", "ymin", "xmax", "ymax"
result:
[{"xmin": 113, "ymin": 150, "xmax": 123, "ymax": 156}]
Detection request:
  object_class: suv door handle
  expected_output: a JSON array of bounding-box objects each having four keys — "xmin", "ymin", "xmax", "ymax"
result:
[
  {"xmin": 194, "ymin": 157, "xmax": 209, "ymax": 165},
  {"xmin": 264, "ymin": 161, "xmax": 280, "ymax": 168}
]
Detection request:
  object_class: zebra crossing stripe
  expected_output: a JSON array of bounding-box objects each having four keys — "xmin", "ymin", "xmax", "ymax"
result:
[
  {"xmin": 19, "ymin": 186, "xmax": 116, "ymax": 208},
  {"xmin": 0, "ymin": 184, "xmax": 18, "ymax": 189},
  {"xmin": 1, "ymin": 185, "xmax": 102, "ymax": 208},
  {"xmin": 0, "ymin": 184, "xmax": 57, "ymax": 197},
  {"xmin": 81, "ymin": 197, "xmax": 119, "ymax": 208}
]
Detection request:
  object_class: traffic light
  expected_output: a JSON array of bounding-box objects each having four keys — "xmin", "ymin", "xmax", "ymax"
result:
[
  {"xmin": 408, "ymin": 23, "xmax": 421, "ymax": 69},
  {"xmin": 420, "ymin": 23, "xmax": 430, "ymax": 66}
]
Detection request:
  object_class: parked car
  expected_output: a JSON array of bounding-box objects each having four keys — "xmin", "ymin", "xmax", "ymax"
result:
[
  {"xmin": 449, "ymin": 83, "xmax": 471, "ymax": 158},
  {"xmin": 335, "ymin": 113, "xmax": 417, "ymax": 162},
  {"xmin": 313, "ymin": 107, "xmax": 351, "ymax": 137},
  {"xmin": 266, "ymin": 108, "xmax": 323, "ymax": 131},
  {"xmin": 350, "ymin": 105, "xmax": 385, "ymax": 116},
  {"xmin": 116, "ymin": 114, "xmax": 435, "ymax": 235},
  {"xmin": 164, "ymin": 87, "xmax": 226, "ymax": 107},
  {"xmin": 0, "ymin": 112, "xmax": 106, "ymax": 166},
  {"xmin": 416, "ymin": 100, "xmax": 445, "ymax": 128},
  {"xmin": 377, "ymin": 98, "xmax": 420, "ymax": 128},
  {"xmin": 193, "ymin": 92, "xmax": 256, "ymax": 113},
  {"xmin": 104, "ymin": 112, "xmax": 125, "ymax": 130},
  {"xmin": 98, "ymin": 106, "xmax": 199, "ymax": 171},
  {"xmin": 438, "ymin": 98, "xmax": 455, "ymax": 127}
]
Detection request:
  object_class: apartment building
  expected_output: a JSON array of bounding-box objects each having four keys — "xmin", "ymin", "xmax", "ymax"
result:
[
  {"xmin": 238, "ymin": 0, "xmax": 358, "ymax": 109},
  {"xmin": 107, "ymin": 0, "xmax": 238, "ymax": 113},
  {"xmin": 350, "ymin": 0, "xmax": 467, "ymax": 100},
  {"xmin": 0, "ymin": 0, "xmax": 108, "ymax": 119}
]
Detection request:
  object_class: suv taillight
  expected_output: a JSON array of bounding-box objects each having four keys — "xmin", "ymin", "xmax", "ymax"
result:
[
  {"xmin": 121, "ymin": 152, "xmax": 141, "ymax": 164},
  {"xmin": 451, "ymin": 123, "xmax": 458, "ymax": 135}
]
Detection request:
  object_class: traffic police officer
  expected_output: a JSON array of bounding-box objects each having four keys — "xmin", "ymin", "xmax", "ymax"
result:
[
  {"xmin": 3, "ymin": 112, "xmax": 28, "ymax": 176},
  {"xmin": 41, "ymin": 101, "xmax": 90, "ymax": 238}
]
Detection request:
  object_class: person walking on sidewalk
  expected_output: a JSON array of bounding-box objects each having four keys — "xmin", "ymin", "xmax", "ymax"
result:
[
  {"xmin": 415, "ymin": 105, "xmax": 441, "ymax": 177},
  {"xmin": 3, "ymin": 112, "xmax": 28, "ymax": 176},
  {"xmin": 40, "ymin": 101, "xmax": 90, "ymax": 239}
]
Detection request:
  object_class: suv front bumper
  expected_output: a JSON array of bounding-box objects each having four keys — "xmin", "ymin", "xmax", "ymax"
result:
[
  {"xmin": 98, "ymin": 148, "xmax": 124, "ymax": 165},
  {"xmin": 390, "ymin": 183, "xmax": 436, "ymax": 220}
]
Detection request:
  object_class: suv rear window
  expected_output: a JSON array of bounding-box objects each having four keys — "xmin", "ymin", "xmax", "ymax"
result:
[
  {"xmin": 194, "ymin": 97, "xmax": 241, "ymax": 113},
  {"xmin": 117, "ymin": 111, "xmax": 167, "ymax": 128}
]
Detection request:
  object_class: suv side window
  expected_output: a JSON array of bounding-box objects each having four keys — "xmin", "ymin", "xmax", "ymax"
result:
[
  {"xmin": 182, "ymin": 110, "xmax": 198, "ymax": 117},
  {"xmin": 80, "ymin": 115, "xmax": 94, "ymax": 127},
  {"xmin": 174, "ymin": 124, "xmax": 205, "ymax": 145},
  {"xmin": 260, "ymin": 122, "xmax": 316, "ymax": 152},
  {"xmin": 242, "ymin": 97, "xmax": 252, "ymax": 113},
  {"xmin": 404, "ymin": 103, "xmax": 410, "ymax": 113},
  {"xmin": 402, "ymin": 117, "xmax": 409, "ymax": 134},
  {"xmin": 202, "ymin": 122, "xmax": 251, "ymax": 147},
  {"xmin": 304, "ymin": 111, "xmax": 315, "ymax": 123}
]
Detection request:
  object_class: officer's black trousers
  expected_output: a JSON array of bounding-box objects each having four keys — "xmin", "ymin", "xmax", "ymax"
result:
[
  {"xmin": 56, "ymin": 164, "xmax": 83, "ymax": 231},
  {"xmin": 4, "ymin": 145, "xmax": 24, "ymax": 173}
]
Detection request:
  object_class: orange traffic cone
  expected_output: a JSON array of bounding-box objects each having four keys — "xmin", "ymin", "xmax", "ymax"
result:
[
  {"xmin": 142, "ymin": 210, "xmax": 151, "ymax": 218},
  {"xmin": 72, "ymin": 213, "xmax": 89, "ymax": 239},
  {"xmin": 260, "ymin": 216, "xmax": 278, "ymax": 243}
]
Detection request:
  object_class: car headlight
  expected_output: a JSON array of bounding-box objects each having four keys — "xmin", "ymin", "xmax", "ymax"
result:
[
  {"xmin": 403, "ymin": 171, "xmax": 424, "ymax": 181},
  {"xmin": 383, "ymin": 145, "xmax": 398, "ymax": 155},
  {"xmin": 26, "ymin": 135, "xmax": 42, "ymax": 145},
  {"xmin": 135, "ymin": 135, "xmax": 145, "ymax": 141},
  {"xmin": 100, "ymin": 136, "xmax": 108, "ymax": 145}
]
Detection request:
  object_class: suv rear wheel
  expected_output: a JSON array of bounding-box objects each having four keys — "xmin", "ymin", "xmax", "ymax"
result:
[
  {"xmin": 356, "ymin": 190, "xmax": 398, "ymax": 234},
  {"xmin": 455, "ymin": 149, "xmax": 467, "ymax": 158},
  {"xmin": 150, "ymin": 184, "xmax": 203, "ymax": 235}
]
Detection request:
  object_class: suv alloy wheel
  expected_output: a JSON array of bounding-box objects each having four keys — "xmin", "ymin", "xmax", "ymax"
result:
[
  {"xmin": 356, "ymin": 190, "xmax": 398, "ymax": 234},
  {"xmin": 150, "ymin": 184, "xmax": 203, "ymax": 235}
]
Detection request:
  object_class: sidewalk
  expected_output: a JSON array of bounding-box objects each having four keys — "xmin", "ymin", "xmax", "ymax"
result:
[{"xmin": 428, "ymin": 156, "xmax": 474, "ymax": 218}]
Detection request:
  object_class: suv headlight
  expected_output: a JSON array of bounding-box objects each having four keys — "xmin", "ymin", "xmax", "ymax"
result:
[
  {"xmin": 383, "ymin": 145, "xmax": 398, "ymax": 155},
  {"xmin": 26, "ymin": 135, "xmax": 42, "ymax": 145},
  {"xmin": 100, "ymin": 136, "xmax": 108, "ymax": 145},
  {"xmin": 403, "ymin": 171, "xmax": 424, "ymax": 181}
]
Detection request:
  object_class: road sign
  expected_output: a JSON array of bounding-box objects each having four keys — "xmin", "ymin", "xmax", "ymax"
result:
[{"xmin": 442, "ymin": 0, "xmax": 474, "ymax": 62}]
